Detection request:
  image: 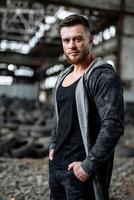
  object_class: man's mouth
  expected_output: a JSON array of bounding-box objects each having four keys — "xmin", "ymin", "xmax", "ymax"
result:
[{"xmin": 69, "ymin": 51, "xmax": 79, "ymax": 55}]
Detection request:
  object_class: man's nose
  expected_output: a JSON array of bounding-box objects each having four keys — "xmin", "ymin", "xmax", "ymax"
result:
[{"xmin": 69, "ymin": 40, "xmax": 76, "ymax": 48}]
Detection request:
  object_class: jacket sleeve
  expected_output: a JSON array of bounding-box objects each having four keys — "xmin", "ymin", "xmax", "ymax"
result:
[
  {"xmin": 49, "ymin": 114, "xmax": 57, "ymax": 150},
  {"xmin": 49, "ymin": 70, "xmax": 63, "ymax": 150},
  {"xmin": 49, "ymin": 83, "xmax": 58, "ymax": 150},
  {"xmin": 81, "ymin": 68, "xmax": 124, "ymax": 174}
]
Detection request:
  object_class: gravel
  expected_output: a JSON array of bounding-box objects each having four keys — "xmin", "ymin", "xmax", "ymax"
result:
[
  {"xmin": 110, "ymin": 157, "xmax": 134, "ymax": 200},
  {"xmin": 0, "ymin": 156, "xmax": 133, "ymax": 200},
  {"xmin": 0, "ymin": 157, "xmax": 49, "ymax": 200}
]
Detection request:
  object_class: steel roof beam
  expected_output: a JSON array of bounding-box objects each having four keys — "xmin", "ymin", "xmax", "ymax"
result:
[{"xmin": 46, "ymin": 0, "xmax": 134, "ymax": 15}]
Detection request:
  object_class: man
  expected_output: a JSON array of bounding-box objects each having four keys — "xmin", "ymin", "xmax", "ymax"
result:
[{"xmin": 49, "ymin": 14, "xmax": 124, "ymax": 200}]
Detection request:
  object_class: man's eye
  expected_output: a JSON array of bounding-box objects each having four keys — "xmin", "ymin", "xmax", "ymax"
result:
[
  {"xmin": 76, "ymin": 38, "xmax": 82, "ymax": 42},
  {"xmin": 63, "ymin": 39, "xmax": 69, "ymax": 43}
]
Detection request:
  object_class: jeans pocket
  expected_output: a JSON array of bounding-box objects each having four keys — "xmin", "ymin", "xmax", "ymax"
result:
[
  {"xmin": 49, "ymin": 159, "xmax": 53, "ymax": 166},
  {"xmin": 67, "ymin": 170, "xmax": 83, "ymax": 183}
]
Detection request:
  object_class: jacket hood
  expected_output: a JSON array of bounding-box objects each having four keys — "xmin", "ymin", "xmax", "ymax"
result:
[
  {"xmin": 58, "ymin": 57, "xmax": 114, "ymax": 83},
  {"xmin": 84, "ymin": 57, "xmax": 114, "ymax": 80}
]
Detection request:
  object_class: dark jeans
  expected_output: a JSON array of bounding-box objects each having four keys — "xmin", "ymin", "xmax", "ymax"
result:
[{"xmin": 49, "ymin": 161, "xmax": 95, "ymax": 200}]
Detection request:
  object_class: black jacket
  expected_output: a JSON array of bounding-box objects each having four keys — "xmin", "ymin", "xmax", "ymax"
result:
[{"xmin": 50, "ymin": 58, "xmax": 124, "ymax": 200}]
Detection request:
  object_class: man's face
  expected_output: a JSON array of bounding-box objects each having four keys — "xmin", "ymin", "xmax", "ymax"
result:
[{"xmin": 60, "ymin": 25, "xmax": 92, "ymax": 65}]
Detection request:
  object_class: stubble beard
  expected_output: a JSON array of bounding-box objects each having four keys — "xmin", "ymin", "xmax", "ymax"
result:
[{"xmin": 65, "ymin": 48, "xmax": 90, "ymax": 65}]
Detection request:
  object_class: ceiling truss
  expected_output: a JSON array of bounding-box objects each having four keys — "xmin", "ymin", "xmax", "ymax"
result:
[{"xmin": 0, "ymin": 0, "xmax": 130, "ymax": 82}]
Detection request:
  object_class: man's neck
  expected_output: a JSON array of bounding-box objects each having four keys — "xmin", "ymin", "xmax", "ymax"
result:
[{"xmin": 73, "ymin": 53, "xmax": 95, "ymax": 74}]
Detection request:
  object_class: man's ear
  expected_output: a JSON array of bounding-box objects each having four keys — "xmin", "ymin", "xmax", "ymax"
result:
[{"xmin": 89, "ymin": 34, "xmax": 93, "ymax": 44}]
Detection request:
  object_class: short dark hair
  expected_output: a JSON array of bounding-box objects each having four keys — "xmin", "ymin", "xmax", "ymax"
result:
[{"xmin": 59, "ymin": 14, "xmax": 90, "ymax": 32}]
